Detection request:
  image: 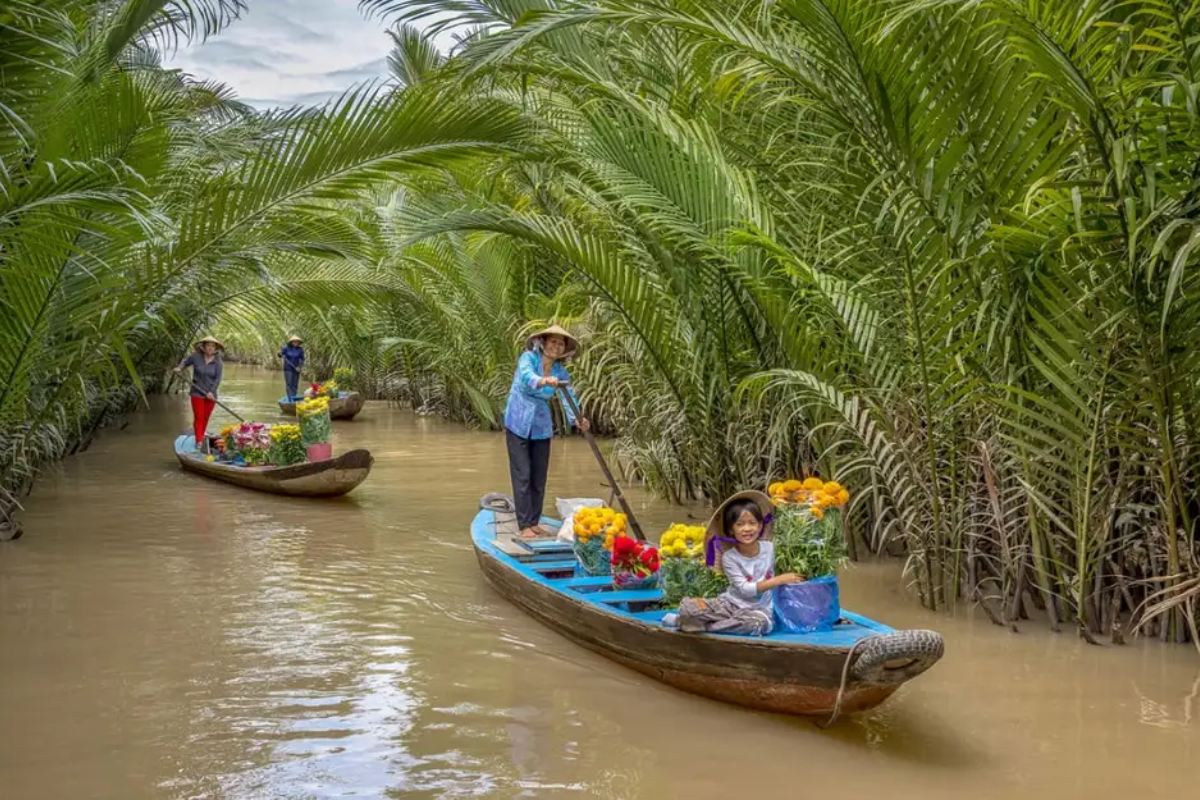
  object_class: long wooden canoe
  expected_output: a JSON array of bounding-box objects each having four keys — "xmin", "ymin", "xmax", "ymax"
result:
[
  {"xmin": 174, "ymin": 435, "xmax": 373, "ymax": 497},
  {"xmin": 278, "ymin": 391, "xmax": 365, "ymax": 420},
  {"xmin": 472, "ymin": 498, "xmax": 944, "ymax": 720}
]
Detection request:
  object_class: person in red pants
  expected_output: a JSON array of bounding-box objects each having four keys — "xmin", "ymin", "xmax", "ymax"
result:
[{"xmin": 173, "ymin": 336, "xmax": 225, "ymax": 450}]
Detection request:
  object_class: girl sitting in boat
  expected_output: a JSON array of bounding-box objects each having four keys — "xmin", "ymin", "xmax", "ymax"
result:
[{"xmin": 664, "ymin": 490, "xmax": 803, "ymax": 636}]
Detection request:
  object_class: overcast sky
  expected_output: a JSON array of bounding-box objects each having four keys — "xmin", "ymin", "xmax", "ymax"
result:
[{"xmin": 166, "ymin": 1, "xmax": 451, "ymax": 109}]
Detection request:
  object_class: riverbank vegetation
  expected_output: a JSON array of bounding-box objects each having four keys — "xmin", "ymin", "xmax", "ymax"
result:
[{"xmin": 4, "ymin": 0, "xmax": 1199, "ymax": 645}]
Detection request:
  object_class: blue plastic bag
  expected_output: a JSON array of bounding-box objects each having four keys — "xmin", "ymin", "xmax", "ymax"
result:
[{"xmin": 774, "ymin": 575, "xmax": 840, "ymax": 633}]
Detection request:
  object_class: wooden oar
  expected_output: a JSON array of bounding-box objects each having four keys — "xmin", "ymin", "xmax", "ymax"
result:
[
  {"xmin": 557, "ymin": 383, "xmax": 646, "ymax": 541},
  {"xmin": 185, "ymin": 379, "xmax": 245, "ymax": 423}
]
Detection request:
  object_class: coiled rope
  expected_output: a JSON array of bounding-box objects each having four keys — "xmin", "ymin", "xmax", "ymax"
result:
[{"xmin": 816, "ymin": 635, "xmax": 880, "ymax": 729}]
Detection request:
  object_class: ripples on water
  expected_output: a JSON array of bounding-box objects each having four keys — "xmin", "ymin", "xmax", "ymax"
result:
[{"xmin": 1, "ymin": 368, "xmax": 1198, "ymax": 799}]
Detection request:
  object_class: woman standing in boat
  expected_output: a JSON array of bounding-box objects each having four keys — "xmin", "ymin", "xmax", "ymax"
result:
[
  {"xmin": 173, "ymin": 336, "xmax": 225, "ymax": 450},
  {"xmin": 278, "ymin": 335, "xmax": 305, "ymax": 400},
  {"xmin": 503, "ymin": 325, "xmax": 590, "ymax": 539}
]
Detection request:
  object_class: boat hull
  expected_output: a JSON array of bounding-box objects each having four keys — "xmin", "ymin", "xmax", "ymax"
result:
[
  {"xmin": 471, "ymin": 505, "xmax": 941, "ymax": 718},
  {"xmin": 278, "ymin": 392, "xmax": 364, "ymax": 420},
  {"xmin": 175, "ymin": 435, "xmax": 372, "ymax": 497}
]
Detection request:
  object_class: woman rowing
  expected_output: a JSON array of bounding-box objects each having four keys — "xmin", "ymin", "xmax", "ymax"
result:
[
  {"xmin": 173, "ymin": 336, "xmax": 225, "ymax": 451},
  {"xmin": 503, "ymin": 325, "xmax": 590, "ymax": 539},
  {"xmin": 278, "ymin": 335, "xmax": 305, "ymax": 401}
]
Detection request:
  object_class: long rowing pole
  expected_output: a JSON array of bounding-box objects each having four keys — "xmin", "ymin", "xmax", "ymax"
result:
[
  {"xmin": 557, "ymin": 383, "xmax": 645, "ymax": 541},
  {"xmin": 184, "ymin": 378, "xmax": 245, "ymax": 423}
]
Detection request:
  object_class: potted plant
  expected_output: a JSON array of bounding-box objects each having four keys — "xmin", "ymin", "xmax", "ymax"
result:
[
  {"xmin": 768, "ymin": 478, "xmax": 851, "ymax": 633},
  {"xmin": 572, "ymin": 506, "xmax": 621, "ymax": 576},
  {"xmin": 296, "ymin": 396, "xmax": 333, "ymax": 461},
  {"xmin": 658, "ymin": 523, "xmax": 728, "ymax": 606},
  {"xmin": 232, "ymin": 421, "xmax": 273, "ymax": 467},
  {"xmin": 610, "ymin": 535, "xmax": 660, "ymax": 591},
  {"xmin": 333, "ymin": 367, "xmax": 355, "ymax": 391},
  {"xmin": 268, "ymin": 424, "xmax": 306, "ymax": 466}
]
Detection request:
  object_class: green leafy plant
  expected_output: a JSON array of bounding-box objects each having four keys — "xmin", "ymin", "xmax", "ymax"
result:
[
  {"xmin": 333, "ymin": 368, "xmax": 355, "ymax": 390},
  {"xmin": 772, "ymin": 506, "xmax": 849, "ymax": 579},
  {"xmin": 268, "ymin": 424, "xmax": 306, "ymax": 466},
  {"xmin": 659, "ymin": 557, "xmax": 728, "ymax": 607}
]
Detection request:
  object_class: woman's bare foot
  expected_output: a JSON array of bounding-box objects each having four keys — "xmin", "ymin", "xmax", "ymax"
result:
[
  {"xmin": 519, "ymin": 527, "xmax": 539, "ymax": 539},
  {"xmin": 534, "ymin": 523, "xmax": 556, "ymax": 536}
]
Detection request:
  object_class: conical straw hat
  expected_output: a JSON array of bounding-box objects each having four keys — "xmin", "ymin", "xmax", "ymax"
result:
[
  {"xmin": 703, "ymin": 490, "xmax": 774, "ymax": 570},
  {"xmin": 526, "ymin": 324, "xmax": 579, "ymax": 359},
  {"xmin": 194, "ymin": 336, "xmax": 224, "ymax": 351}
]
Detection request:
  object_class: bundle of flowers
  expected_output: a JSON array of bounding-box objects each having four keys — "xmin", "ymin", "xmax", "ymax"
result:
[
  {"xmin": 572, "ymin": 506, "xmax": 625, "ymax": 576},
  {"xmin": 768, "ymin": 478, "xmax": 850, "ymax": 519},
  {"xmin": 268, "ymin": 424, "xmax": 305, "ymax": 466},
  {"xmin": 295, "ymin": 396, "xmax": 332, "ymax": 445},
  {"xmin": 769, "ymin": 476, "xmax": 852, "ymax": 633},
  {"xmin": 658, "ymin": 523, "xmax": 728, "ymax": 606},
  {"xmin": 333, "ymin": 367, "xmax": 354, "ymax": 390},
  {"xmin": 320, "ymin": 380, "xmax": 339, "ymax": 398},
  {"xmin": 232, "ymin": 421, "xmax": 273, "ymax": 466},
  {"xmin": 610, "ymin": 535, "xmax": 660, "ymax": 590},
  {"xmin": 768, "ymin": 477, "xmax": 850, "ymax": 577}
]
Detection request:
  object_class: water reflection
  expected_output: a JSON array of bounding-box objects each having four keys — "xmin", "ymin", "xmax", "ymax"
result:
[{"xmin": 1, "ymin": 367, "xmax": 1198, "ymax": 800}]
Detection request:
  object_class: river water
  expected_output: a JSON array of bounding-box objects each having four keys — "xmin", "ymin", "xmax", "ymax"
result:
[{"xmin": 1, "ymin": 367, "xmax": 1197, "ymax": 799}]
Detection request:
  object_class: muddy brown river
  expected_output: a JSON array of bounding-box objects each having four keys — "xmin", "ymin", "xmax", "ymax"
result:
[{"xmin": 2, "ymin": 367, "xmax": 1198, "ymax": 799}]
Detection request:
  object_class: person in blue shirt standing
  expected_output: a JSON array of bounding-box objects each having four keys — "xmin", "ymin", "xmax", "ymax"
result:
[
  {"xmin": 504, "ymin": 325, "xmax": 590, "ymax": 538},
  {"xmin": 279, "ymin": 335, "xmax": 305, "ymax": 400}
]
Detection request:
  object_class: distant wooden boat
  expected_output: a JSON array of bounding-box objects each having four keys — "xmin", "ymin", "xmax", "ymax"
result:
[
  {"xmin": 174, "ymin": 435, "xmax": 373, "ymax": 497},
  {"xmin": 471, "ymin": 497, "xmax": 944, "ymax": 720},
  {"xmin": 278, "ymin": 391, "xmax": 365, "ymax": 420}
]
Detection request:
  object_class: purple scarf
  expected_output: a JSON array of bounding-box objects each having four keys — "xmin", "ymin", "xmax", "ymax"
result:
[{"xmin": 706, "ymin": 513, "xmax": 772, "ymax": 567}]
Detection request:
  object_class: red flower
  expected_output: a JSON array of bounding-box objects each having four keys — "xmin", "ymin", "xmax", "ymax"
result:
[{"xmin": 613, "ymin": 536, "xmax": 637, "ymax": 557}]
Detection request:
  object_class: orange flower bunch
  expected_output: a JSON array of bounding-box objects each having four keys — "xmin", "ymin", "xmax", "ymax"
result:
[{"xmin": 768, "ymin": 477, "xmax": 850, "ymax": 520}]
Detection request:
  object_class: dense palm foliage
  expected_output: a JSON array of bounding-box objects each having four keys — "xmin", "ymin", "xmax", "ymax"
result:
[
  {"xmin": 0, "ymin": 0, "xmax": 529, "ymax": 536},
  {"xmin": 326, "ymin": 0, "xmax": 1200, "ymax": 642},
  {"xmin": 6, "ymin": 1, "xmax": 1200, "ymax": 644}
]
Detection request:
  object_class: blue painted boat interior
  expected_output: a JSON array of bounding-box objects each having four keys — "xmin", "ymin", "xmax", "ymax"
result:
[{"xmin": 472, "ymin": 508, "xmax": 894, "ymax": 646}]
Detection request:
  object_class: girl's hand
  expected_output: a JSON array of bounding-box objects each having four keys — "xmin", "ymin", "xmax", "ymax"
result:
[
  {"xmin": 776, "ymin": 573, "xmax": 804, "ymax": 586},
  {"xmin": 540, "ymin": 376, "xmax": 560, "ymax": 388},
  {"xmin": 206, "ymin": 392, "xmax": 215, "ymax": 401},
  {"xmin": 173, "ymin": 367, "xmax": 182, "ymax": 375},
  {"xmin": 577, "ymin": 418, "xmax": 591, "ymax": 432}
]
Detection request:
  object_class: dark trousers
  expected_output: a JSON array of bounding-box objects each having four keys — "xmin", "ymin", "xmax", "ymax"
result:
[
  {"xmin": 284, "ymin": 369, "xmax": 300, "ymax": 400},
  {"xmin": 506, "ymin": 430, "xmax": 551, "ymax": 530}
]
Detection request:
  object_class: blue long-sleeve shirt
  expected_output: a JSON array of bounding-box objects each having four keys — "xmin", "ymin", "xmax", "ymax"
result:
[
  {"xmin": 503, "ymin": 350, "xmax": 579, "ymax": 440},
  {"xmin": 279, "ymin": 344, "xmax": 305, "ymax": 373}
]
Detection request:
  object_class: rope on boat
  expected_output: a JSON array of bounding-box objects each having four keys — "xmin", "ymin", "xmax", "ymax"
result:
[{"xmin": 816, "ymin": 635, "xmax": 879, "ymax": 730}]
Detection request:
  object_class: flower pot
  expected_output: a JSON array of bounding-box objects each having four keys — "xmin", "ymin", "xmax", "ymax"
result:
[{"xmin": 306, "ymin": 442, "xmax": 333, "ymax": 462}]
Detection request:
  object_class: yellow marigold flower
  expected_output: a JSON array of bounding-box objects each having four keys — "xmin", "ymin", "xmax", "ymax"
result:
[
  {"xmin": 768, "ymin": 482, "xmax": 786, "ymax": 497},
  {"xmin": 823, "ymin": 481, "xmax": 843, "ymax": 494},
  {"xmin": 837, "ymin": 489, "xmax": 850, "ymax": 505},
  {"xmin": 811, "ymin": 507, "xmax": 825, "ymax": 520},
  {"xmin": 783, "ymin": 479, "xmax": 803, "ymax": 493},
  {"xmin": 803, "ymin": 477, "xmax": 824, "ymax": 490}
]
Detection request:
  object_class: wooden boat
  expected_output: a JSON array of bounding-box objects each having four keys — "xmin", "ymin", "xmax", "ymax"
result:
[
  {"xmin": 471, "ymin": 497, "xmax": 944, "ymax": 720},
  {"xmin": 278, "ymin": 391, "xmax": 365, "ymax": 420},
  {"xmin": 174, "ymin": 434, "xmax": 373, "ymax": 497}
]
